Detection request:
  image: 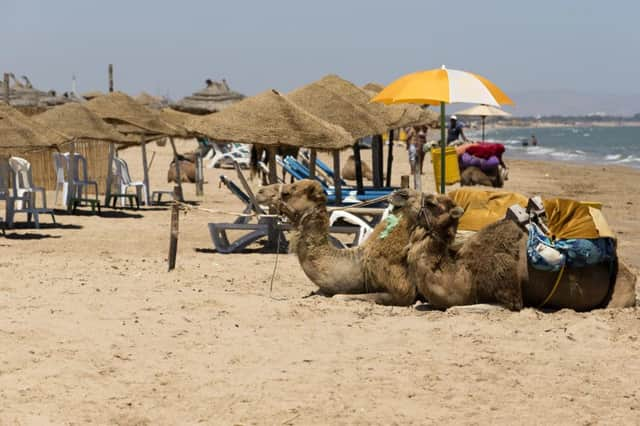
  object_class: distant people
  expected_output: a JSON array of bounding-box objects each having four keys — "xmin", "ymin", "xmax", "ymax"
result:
[
  {"xmin": 406, "ymin": 125, "xmax": 428, "ymax": 174},
  {"xmin": 531, "ymin": 134, "xmax": 538, "ymax": 146},
  {"xmin": 447, "ymin": 115, "xmax": 468, "ymax": 145}
]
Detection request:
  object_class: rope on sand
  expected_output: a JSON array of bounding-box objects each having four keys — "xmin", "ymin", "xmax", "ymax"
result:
[{"xmin": 170, "ymin": 200, "xmax": 280, "ymax": 219}]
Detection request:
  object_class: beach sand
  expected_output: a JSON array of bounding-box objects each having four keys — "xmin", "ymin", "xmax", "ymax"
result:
[{"xmin": 1, "ymin": 140, "xmax": 638, "ymax": 424}]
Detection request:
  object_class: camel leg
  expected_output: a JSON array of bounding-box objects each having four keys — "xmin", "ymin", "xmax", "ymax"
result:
[
  {"xmin": 332, "ymin": 292, "xmax": 397, "ymax": 305},
  {"xmin": 605, "ymin": 260, "xmax": 637, "ymax": 308},
  {"xmin": 446, "ymin": 304, "xmax": 507, "ymax": 313}
]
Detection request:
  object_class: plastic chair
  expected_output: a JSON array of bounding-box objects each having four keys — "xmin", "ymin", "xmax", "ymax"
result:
[
  {"xmin": 8, "ymin": 156, "xmax": 56, "ymax": 228},
  {"xmin": 112, "ymin": 157, "xmax": 148, "ymax": 206},
  {"xmin": 67, "ymin": 152, "xmax": 99, "ymax": 203},
  {"xmin": 52, "ymin": 152, "xmax": 69, "ymax": 207}
]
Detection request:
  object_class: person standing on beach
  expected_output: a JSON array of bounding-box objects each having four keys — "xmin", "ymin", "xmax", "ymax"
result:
[
  {"xmin": 447, "ymin": 115, "xmax": 468, "ymax": 145},
  {"xmin": 531, "ymin": 134, "xmax": 538, "ymax": 146},
  {"xmin": 406, "ymin": 125, "xmax": 428, "ymax": 174}
]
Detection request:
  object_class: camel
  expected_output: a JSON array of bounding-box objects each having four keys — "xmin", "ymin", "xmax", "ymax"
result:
[
  {"xmin": 405, "ymin": 193, "xmax": 637, "ymax": 311},
  {"xmin": 168, "ymin": 159, "xmax": 196, "ymax": 183},
  {"xmin": 255, "ymin": 180, "xmax": 418, "ymax": 305},
  {"xmin": 342, "ymin": 155, "xmax": 373, "ymax": 181},
  {"xmin": 460, "ymin": 166, "xmax": 504, "ymax": 188}
]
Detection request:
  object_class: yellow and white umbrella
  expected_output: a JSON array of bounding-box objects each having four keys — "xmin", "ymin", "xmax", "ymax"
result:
[
  {"xmin": 371, "ymin": 66, "xmax": 513, "ymax": 193},
  {"xmin": 455, "ymin": 104, "xmax": 512, "ymax": 141}
]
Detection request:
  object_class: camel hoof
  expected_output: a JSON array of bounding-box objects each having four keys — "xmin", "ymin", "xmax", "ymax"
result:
[{"xmin": 446, "ymin": 304, "xmax": 506, "ymax": 313}]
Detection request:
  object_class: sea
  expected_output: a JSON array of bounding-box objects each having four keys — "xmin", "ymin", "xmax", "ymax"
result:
[{"xmin": 466, "ymin": 126, "xmax": 640, "ymax": 169}]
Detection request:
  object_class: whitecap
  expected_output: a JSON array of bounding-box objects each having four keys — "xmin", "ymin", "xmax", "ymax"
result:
[{"xmin": 605, "ymin": 154, "xmax": 622, "ymax": 160}]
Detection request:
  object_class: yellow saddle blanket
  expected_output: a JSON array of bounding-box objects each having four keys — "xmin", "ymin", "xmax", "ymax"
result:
[{"xmin": 449, "ymin": 188, "xmax": 614, "ymax": 240}]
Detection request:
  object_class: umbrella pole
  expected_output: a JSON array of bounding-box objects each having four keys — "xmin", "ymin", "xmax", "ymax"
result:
[
  {"xmin": 482, "ymin": 116, "xmax": 486, "ymax": 142},
  {"xmin": 140, "ymin": 136, "xmax": 152, "ymax": 205},
  {"xmin": 309, "ymin": 149, "xmax": 317, "ymax": 179},
  {"xmin": 104, "ymin": 142, "xmax": 114, "ymax": 205},
  {"xmin": 169, "ymin": 137, "xmax": 185, "ymax": 203},
  {"xmin": 440, "ymin": 102, "xmax": 446, "ymax": 194},
  {"xmin": 353, "ymin": 142, "xmax": 364, "ymax": 195},
  {"xmin": 332, "ymin": 150, "xmax": 342, "ymax": 205},
  {"xmin": 386, "ymin": 129, "xmax": 394, "ymax": 187}
]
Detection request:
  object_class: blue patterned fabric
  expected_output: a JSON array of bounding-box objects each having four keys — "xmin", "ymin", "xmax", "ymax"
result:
[{"xmin": 527, "ymin": 223, "xmax": 616, "ymax": 272}]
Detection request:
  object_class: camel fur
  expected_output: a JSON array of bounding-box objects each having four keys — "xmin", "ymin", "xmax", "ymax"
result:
[
  {"xmin": 406, "ymin": 195, "xmax": 637, "ymax": 311},
  {"xmin": 342, "ymin": 155, "xmax": 373, "ymax": 181},
  {"xmin": 256, "ymin": 180, "xmax": 417, "ymax": 305}
]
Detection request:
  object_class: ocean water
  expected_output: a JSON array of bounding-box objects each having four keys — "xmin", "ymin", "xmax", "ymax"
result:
[{"xmin": 467, "ymin": 126, "xmax": 640, "ymax": 169}]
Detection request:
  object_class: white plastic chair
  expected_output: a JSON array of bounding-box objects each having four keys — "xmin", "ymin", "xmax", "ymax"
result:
[
  {"xmin": 67, "ymin": 152, "xmax": 98, "ymax": 202},
  {"xmin": 52, "ymin": 152, "xmax": 69, "ymax": 207},
  {"xmin": 208, "ymin": 142, "xmax": 250, "ymax": 169},
  {"xmin": 8, "ymin": 156, "xmax": 56, "ymax": 228},
  {"xmin": 113, "ymin": 157, "xmax": 147, "ymax": 206},
  {"xmin": 329, "ymin": 210, "xmax": 374, "ymax": 246}
]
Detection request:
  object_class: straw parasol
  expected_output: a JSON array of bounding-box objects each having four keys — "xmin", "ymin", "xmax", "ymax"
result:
[
  {"xmin": 0, "ymin": 103, "xmax": 68, "ymax": 147},
  {"xmin": 188, "ymin": 89, "xmax": 353, "ymax": 150},
  {"xmin": 159, "ymin": 108, "xmax": 201, "ymax": 136},
  {"xmin": 362, "ymin": 82, "xmax": 385, "ymax": 93},
  {"xmin": 173, "ymin": 79, "xmax": 245, "ymax": 115},
  {"xmin": 136, "ymin": 92, "xmax": 168, "ymax": 110},
  {"xmin": 85, "ymin": 91, "xmax": 188, "ymax": 204},
  {"xmin": 34, "ymin": 103, "xmax": 131, "ymax": 144},
  {"xmin": 287, "ymin": 77, "xmax": 387, "ymax": 140}
]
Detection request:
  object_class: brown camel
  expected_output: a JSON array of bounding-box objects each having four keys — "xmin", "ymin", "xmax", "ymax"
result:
[
  {"xmin": 405, "ymin": 193, "xmax": 637, "ymax": 311},
  {"xmin": 168, "ymin": 159, "xmax": 196, "ymax": 183},
  {"xmin": 460, "ymin": 166, "xmax": 504, "ymax": 188},
  {"xmin": 256, "ymin": 180, "xmax": 417, "ymax": 305},
  {"xmin": 342, "ymin": 155, "xmax": 373, "ymax": 181}
]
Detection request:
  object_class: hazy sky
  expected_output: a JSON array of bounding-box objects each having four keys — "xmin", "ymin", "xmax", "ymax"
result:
[{"xmin": 3, "ymin": 0, "xmax": 639, "ymax": 101}]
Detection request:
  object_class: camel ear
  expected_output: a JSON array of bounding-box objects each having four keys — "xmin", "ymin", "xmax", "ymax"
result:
[
  {"xmin": 423, "ymin": 193, "xmax": 438, "ymax": 207},
  {"xmin": 389, "ymin": 189, "xmax": 409, "ymax": 207},
  {"xmin": 306, "ymin": 182, "xmax": 326, "ymax": 203},
  {"xmin": 451, "ymin": 206, "xmax": 464, "ymax": 219}
]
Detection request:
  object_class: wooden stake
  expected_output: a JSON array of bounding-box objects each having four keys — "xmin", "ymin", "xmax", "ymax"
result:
[
  {"xmin": 169, "ymin": 137, "xmax": 185, "ymax": 202},
  {"xmin": 195, "ymin": 153, "xmax": 204, "ymax": 196},
  {"xmin": 168, "ymin": 186, "xmax": 180, "ymax": 271},
  {"xmin": 371, "ymin": 134, "xmax": 383, "ymax": 187},
  {"xmin": 386, "ymin": 130, "xmax": 394, "ymax": 187},
  {"xmin": 3, "ymin": 73, "xmax": 9, "ymax": 104},
  {"xmin": 140, "ymin": 135, "xmax": 151, "ymax": 205},
  {"xmin": 332, "ymin": 150, "xmax": 342, "ymax": 204},
  {"xmin": 108, "ymin": 64, "xmax": 114, "ymax": 92},
  {"xmin": 104, "ymin": 142, "xmax": 114, "ymax": 205},
  {"xmin": 353, "ymin": 142, "xmax": 364, "ymax": 195},
  {"xmin": 309, "ymin": 149, "xmax": 317, "ymax": 179},
  {"xmin": 267, "ymin": 146, "xmax": 277, "ymax": 184}
]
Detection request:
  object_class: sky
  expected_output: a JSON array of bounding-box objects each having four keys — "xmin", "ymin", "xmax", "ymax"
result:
[{"xmin": 3, "ymin": 0, "xmax": 640, "ymax": 114}]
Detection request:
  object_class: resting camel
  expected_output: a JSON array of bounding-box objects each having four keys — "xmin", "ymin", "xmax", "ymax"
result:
[
  {"xmin": 342, "ymin": 155, "xmax": 373, "ymax": 181},
  {"xmin": 256, "ymin": 180, "xmax": 418, "ymax": 305},
  {"xmin": 404, "ymin": 192, "xmax": 637, "ymax": 311}
]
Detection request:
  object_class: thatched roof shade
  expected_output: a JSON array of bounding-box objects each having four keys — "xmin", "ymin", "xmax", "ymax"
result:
[
  {"xmin": 0, "ymin": 103, "xmax": 67, "ymax": 153},
  {"xmin": 84, "ymin": 91, "xmax": 185, "ymax": 138},
  {"xmin": 34, "ymin": 103, "xmax": 131, "ymax": 144},
  {"xmin": 287, "ymin": 76, "xmax": 387, "ymax": 139},
  {"xmin": 159, "ymin": 108, "xmax": 200, "ymax": 135},
  {"xmin": 173, "ymin": 79, "xmax": 245, "ymax": 114},
  {"xmin": 187, "ymin": 89, "xmax": 353, "ymax": 150},
  {"xmin": 136, "ymin": 92, "xmax": 167, "ymax": 110},
  {"xmin": 362, "ymin": 86, "xmax": 439, "ymax": 129},
  {"xmin": 362, "ymin": 82, "xmax": 385, "ymax": 93}
]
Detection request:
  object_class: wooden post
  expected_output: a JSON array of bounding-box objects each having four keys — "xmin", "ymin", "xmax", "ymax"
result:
[
  {"xmin": 332, "ymin": 150, "xmax": 342, "ymax": 205},
  {"xmin": 66, "ymin": 141, "xmax": 77, "ymax": 208},
  {"xmin": 195, "ymin": 153, "xmax": 204, "ymax": 196},
  {"xmin": 352, "ymin": 142, "xmax": 364, "ymax": 195},
  {"xmin": 371, "ymin": 135, "xmax": 383, "ymax": 188},
  {"xmin": 386, "ymin": 129, "xmax": 394, "ymax": 187},
  {"xmin": 267, "ymin": 146, "xmax": 277, "ymax": 184},
  {"xmin": 108, "ymin": 64, "xmax": 114, "ymax": 92},
  {"xmin": 140, "ymin": 135, "xmax": 152, "ymax": 205},
  {"xmin": 309, "ymin": 149, "xmax": 317, "ymax": 179},
  {"xmin": 401, "ymin": 175, "xmax": 410, "ymax": 188},
  {"xmin": 168, "ymin": 137, "xmax": 185, "ymax": 202},
  {"xmin": 104, "ymin": 142, "xmax": 114, "ymax": 205},
  {"xmin": 168, "ymin": 186, "xmax": 180, "ymax": 271},
  {"xmin": 3, "ymin": 73, "xmax": 9, "ymax": 104}
]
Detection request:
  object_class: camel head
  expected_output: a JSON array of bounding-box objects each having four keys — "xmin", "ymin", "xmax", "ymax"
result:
[
  {"xmin": 256, "ymin": 180, "xmax": 327, "ymax": 224},
  {"xmin": 389, "ymin": 189, "xmax": 464, "ymax": 243}
]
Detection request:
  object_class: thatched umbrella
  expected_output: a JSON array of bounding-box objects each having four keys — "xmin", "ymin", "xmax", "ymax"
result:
[
  {"xmin": 85, "ymin": 91, "xmax": 187, "ymax": 204},
  {"xmin": 188, "ymin": 89, "xmax": 353, "ymax": 194},
  {"xmin": 136, "ymin": 92, "xmax": 168, "ymax": 110},
  {"xmin": 4, "ymin": 73, "xmax": 74, "ymax": 110},
  {"xmin": 0, "ymin": 106, "xmax": 65, "ymax": 153},
  {"xmin": 173, "ymin": 79, "xmax": 245, "ymax": 115}
]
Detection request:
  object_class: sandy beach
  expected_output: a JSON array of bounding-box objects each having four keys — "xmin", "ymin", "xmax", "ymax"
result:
[{"xmin": 1, "ymin": 140, "xmax": 638, "ymax": 425}]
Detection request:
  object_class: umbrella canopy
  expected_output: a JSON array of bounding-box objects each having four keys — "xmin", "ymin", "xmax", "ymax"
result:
[
  {"xmin": 362, "ymin": 86, "xmax": 439, "ymax": 129},
  {"xmin": 187, "ymin": 89, "xmax": 353, "ymax": 150},
  {"xmin": 288, "ymin": 77, "xmax": 387, "ymax": 140},
  {"xmin": 33, "ymin": 103, "xmax": 131, "ymax": 143},
  {"xmin": 135, "ymin": 92, "xmax": 168, "ymax": 110},
  {"xmin": 454, "ymin": 104, "xmax": 512, "ymax": 118},
  {"xmin": 0, "ymin": 103, "xmax": 67, "ymax": 153},
  {"xmin": 455, "ymin": 104, "xmax": 512, "ymax": 141},
  {"xmin": 371, "ymin": 66, "xmax": 513, "ymax": 193},
  {"xmin": 173, "ymin": 79, "xmax": 245, "ymax": 115},
  {"xmin": 159, "ymin": 108, "xmax": 200, "ymax": 135},
  {"xmin": 372, "ymin": 66, "xmax": 513, "ymax": 107},
  {"xmin": 85, "ymin": 91, "xmax": 185, "ymax": 137}
]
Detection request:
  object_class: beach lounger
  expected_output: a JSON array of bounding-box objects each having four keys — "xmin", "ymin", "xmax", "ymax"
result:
[{"xmin": 209, "ymin": 162, "xmax": 365, "ymax": 253}]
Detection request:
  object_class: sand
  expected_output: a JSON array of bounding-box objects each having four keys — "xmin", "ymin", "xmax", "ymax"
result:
[{"xmin": 1, "ymin": 140, "xmax": 638, "ymax": 425}]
